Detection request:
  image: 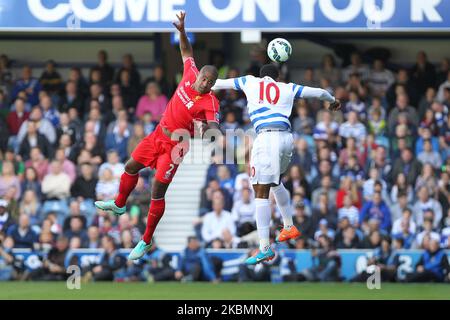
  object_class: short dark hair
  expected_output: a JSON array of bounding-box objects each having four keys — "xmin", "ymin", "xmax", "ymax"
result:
[{"xmin": 260, "ymin": 64, "xmax": 279, "ymax": 79}]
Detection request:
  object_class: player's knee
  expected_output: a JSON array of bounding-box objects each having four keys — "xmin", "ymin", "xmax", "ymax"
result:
[{"xmin": 125, "ymin": 159, "xmax": 142, "ymax": 175}]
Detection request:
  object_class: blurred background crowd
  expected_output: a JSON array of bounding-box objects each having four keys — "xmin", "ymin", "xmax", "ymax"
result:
[{"xmin": 0, "ymin": 47, "xmax": 449, "ymax": 283}]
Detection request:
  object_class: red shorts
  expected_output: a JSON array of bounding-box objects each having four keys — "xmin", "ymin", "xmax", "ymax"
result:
[{"xmin": 131, "ymin": 125, "xmax": 189, "ymax": 184}]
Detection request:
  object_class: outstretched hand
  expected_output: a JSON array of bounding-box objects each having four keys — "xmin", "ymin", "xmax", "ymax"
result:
[
  {"xmin": 329, "ymin": 99, "xmax": 341, "ymax": 112},
  {"xmin": 173, "ymin": 11, "xmax": 186, "ymax": 33}
]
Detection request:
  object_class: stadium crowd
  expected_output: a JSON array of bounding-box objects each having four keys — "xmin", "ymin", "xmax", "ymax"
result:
[{"xmin": 0, "ymin": 47, "xmax": 449, "ymax": 283}]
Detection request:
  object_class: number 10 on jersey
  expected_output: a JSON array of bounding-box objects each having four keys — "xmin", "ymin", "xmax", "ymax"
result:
[{"xmin": 259, "ymin": 81, "xmax": 280, "ymax": 105}]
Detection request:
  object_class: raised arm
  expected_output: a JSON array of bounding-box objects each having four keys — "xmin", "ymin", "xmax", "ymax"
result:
[
  {"xmin": 172, "ymin": 11, "xmax": 193, "ymax": 62},
  {"xmin": 296, "ymin": 85, "xmax": 341, "ymax": 111}
]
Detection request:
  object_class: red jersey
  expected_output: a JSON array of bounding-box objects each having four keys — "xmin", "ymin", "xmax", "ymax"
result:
[{"xmin": 159, "ymin": 57, "xmax": 219, "ymax": 136}]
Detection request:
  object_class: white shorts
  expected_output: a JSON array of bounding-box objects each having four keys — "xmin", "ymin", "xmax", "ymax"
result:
[{"xmin": 250, "ymin": 130, "xmax": 294, "ymax": 185}]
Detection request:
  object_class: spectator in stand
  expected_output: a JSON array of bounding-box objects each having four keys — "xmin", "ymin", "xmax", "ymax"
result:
[
  {"xmin": 98, "ymin": 150, "xmax": 125, "ymax": 182},
  {"xmin": 301, "ymin": 235, "xmax": 341, "ymax": 282},
  {"xmin": 313, "ymin": 109, "xmax": 339, "ymax": 142},
  {"xmin": 7, "ymin": 214, "xmax": 39, "ymax": 249},
  {"xmin": 231, "ymin": 188, "xmax": 255, "ymax": 237},
  {"xmin": 418, "ymin": 140, "xmax": 443, "ymax": 169},
  {"xmin": 338, "ymin": 194, "xmax": 360, "ymax": 227},
  {"xmin": 368, "ymin": 59, "xmax": 395, "ymax": 97},
  {"xmin": 41, "ymin": 160, "xmax": 71, "ymax": 201},
  {"xmin": 0, "ymin": 161, "xmax": 21, "ymax": 200},
  {"xmin": 84, "ymin": 82, "xmax": 109, "ymax": 115},
  {"xmin": 339, "ymin": 111, "xmax": 367, "ymax": 144},
  {"xmin": 198, "ymin": 178, "xmax": 233, "ymax": 216},
  {"xmin": 336, "ymin": 176, "xmax": 362, "ymax": 210},
  {"xmin": 311, "ymin": 175, "xmax": 337, "ymax": 210},
  {"xmin": 345, "ymin": 72, "xmax": 368, "ymax": 101},
  {"xmin": 413, "ymin": 186, "xmax": 443, "ymax": 229},
  {"xmin": 314, "ymin": 219, "xmax": 336, "ymax": 241},
  {"xmin": 436, "ymin": 58, "xmax": 449, "ymax": 88},
  {"xmin": 292, "ymin": 200, "xmax": 313, "ymax": 240},
  {"xmin": 25, "ymin": 147, "xmax": 49, "ymax": 182},
  {"xmin": 6, "ymin": 98, "xmax": 29, "ymax": 138},
  {"xmin": 39, "ymin": 60, "xmax": 62, "ymax": 99},
  {"xmin": 201, "ymin": 190, "xmax": 236, "ymax": 246},
  {"xmin": 21, "ymin": 167, "xmax": 42, "ymax": 200},
  {"xmin": 392, "ymin": 208, "xmax": 416, "ymax": 236},
  {"xmin": 39, "ymin": 94, "xmax": 60, "ymax": 128},
  {"xmin": 127, "ymin": 122, "xmax": 145, "ymax": 158},
  {"xmin": 362, "ymin": 168, "xmax": 388, "ymax": 202},
  {"xmin": 410, "ymin": 51, "xmax": 437, "ymax": 97},
  {"xmin": 405, "ymin": 238, "xmax": 450, "ymax": 282},
  {"xmin": 59, "ymin": 80, "xmax": 84, "ymax": 113},
  {"xmin": 82, "ymin": 235, "xmax": 121, "ymax": 282},
  {"xmin": 93, "ymin": 50, "xmax": 115, "ymax": 88},
  {"xmin": 18, "ymin": 120, "xmax": 53, "ymax": 161},
  {"xmin": 359, "ymin": 192, "xmax": 392, "ymax": 233},
  {"xmin": 292, "ymin": 102, "xmax": 315, "ymax": 136},
  {"xmin": 86, "ymin": 226, "xmax": 101, "ymax": 249},
  {"xmin": 335, "ymin": 226, "xmax": 360, "ymax": 249},
  {"xmin": 284, "ymin": 164, "xmax": 311, "ymax": 201},
  {"xmin": 71, "ymin": 162, "xmax": 98, "ymax": 201},
  {"xmin": 311, "ymin": 193, "xmax": 337, "ymax": 231},
  {"xmin": 17, "ymin": 106, "xmax": 57, "ymax": 147},
  {"xmin": 392, "ymin": 218, "xmax": 415, "ymax": 249},
  {"xmin": 342, "ymin": 52, "xmax": 370, "ymax": 82},
  {"xmin": 11, "ymin": 66, "xmax": 42, "ymax": 106},
  {"xmin": 72, "ymin": 130, "xmax": 105, "ymax": 166},
  {"xmin": 291, "ymin": 138, "xmax": 313, "ymax": 174},
  {"xmin": 390, "ymin": 173, "xmax": 414, "ymax": 206},
  {"xmin": 104, "ymin": 120, "xmax": 130, "ymax": 162},
  {"xmin": 95, "ymin": 168, "xmax": 119, "ymax": 201},
  {"xmin": 315, "ymin": 54, "xmax": 341, "ymax": 87},
  {"xmin": 136, "ymin": 82, "xmax": 168, "ymax": 121},
  {"xmin": 19, "ymin": 190, "xmax": 41, "ymax": 226},
  {"xmin": 415, "ymin": 163, "xmax": 438, "ymax": 197},
  {"xmin": 0, "ymin": 199, "xmax": 14, "ymax": 233},
  {"xmin": 391, "ymin": 148, "xmax": 422, "ymax": 186},
  {"xmin": 414, "ymin": 218, "xmax": 441, "ymax": 249},
  {"xmin": 387, "ymin": 93, "xmax": 419, "ymax": 135},
  {"xmin": 437, "ymin": 70, "xmax": 450, "ymax": 103},
  {"xmin": 64, "ymin": 214, "xmax": 88, "ymax": 245},
  {"xmin": 344, "ymin": 91, "xmax": 367, "ymax": 121},
  {"xmin": 27, "ymin": 235, "xmax": 69, "ymax": 281},
  {"xmin": 143, "ymin": 64, "xmax": 172, "ymax": 98},
  {"xmin": 175, "ymin": 236, "xmax": 218, "ymax": 282},
  {"xmin": 351, "ymin": 236, "xmax": 399, "ymax": 282}
]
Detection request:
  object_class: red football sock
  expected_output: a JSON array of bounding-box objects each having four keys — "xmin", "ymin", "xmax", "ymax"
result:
[
  {"xmin": 142, "ymin": 198, "xmax": 165, "ymax": 244},
  {"xmin": 115, "ymin": 172, "xmax": 139, "ymax": 208}
]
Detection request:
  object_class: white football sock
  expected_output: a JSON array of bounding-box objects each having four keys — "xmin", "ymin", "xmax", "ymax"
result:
[
  {"xmin": 271, "ymin": 183, "xmax": 293, "ymax": 230},
  {"xmin": 255, "ymin": 198, "xmax": 271, "ymax": 252}
]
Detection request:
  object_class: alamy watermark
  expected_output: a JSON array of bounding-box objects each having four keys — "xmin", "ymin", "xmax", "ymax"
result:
[
  {"xmin": 66, "ymin": 10, "xmax": 81, "ymax": 30},
  {"xmin": 66, "ymin": 265, "xmax": 81, "ymax": 290},
  {"xmin": 366, "ymin": 265, "xmax": 381, "ymax": 290}
]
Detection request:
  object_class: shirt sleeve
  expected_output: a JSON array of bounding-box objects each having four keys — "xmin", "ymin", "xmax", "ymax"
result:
[
  {"xmin": 183, "ymin": 57, "xmax": 198, "ymax": 78},
  {"xmin": 204, "ymin": 95, "xmax": 220, "ymax": 123},
  {"xmin": 212, "ymin": 76, "xmax": 248, "ymax": 91},
  {"xmin": 293, "ymin": 84, "xmax": 335, "ymax": 103}
]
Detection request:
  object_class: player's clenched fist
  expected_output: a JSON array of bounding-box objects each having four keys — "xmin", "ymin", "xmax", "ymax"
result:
[{"xmin": 329, "ymin": 99, "xmax": 341, "ymax": 112}]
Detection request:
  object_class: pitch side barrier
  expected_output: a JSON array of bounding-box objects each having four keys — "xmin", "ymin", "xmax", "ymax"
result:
[{"xmin": 2, "ymin": 248, "xmax": 449, "ymax": 281}]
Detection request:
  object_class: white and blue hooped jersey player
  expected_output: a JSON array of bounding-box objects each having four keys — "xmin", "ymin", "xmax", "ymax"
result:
[{"xmin": 213, "ymin": 75, "xmax": 336, "ymax": 185}]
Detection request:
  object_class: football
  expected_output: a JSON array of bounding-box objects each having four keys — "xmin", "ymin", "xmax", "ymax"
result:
[{"xmin": 267, "ymin": 38, "xmax": 292, "ymax": 63}]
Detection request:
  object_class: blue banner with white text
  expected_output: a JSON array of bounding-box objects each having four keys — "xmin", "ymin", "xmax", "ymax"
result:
[{"xmin": 0, "ymin": 0, "xmax": 449, "ymax": 32}]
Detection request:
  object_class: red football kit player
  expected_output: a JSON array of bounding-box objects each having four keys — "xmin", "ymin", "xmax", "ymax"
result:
[{"xmin": 95, "ymin": 11, "xmax": 220, "ymax": 260}]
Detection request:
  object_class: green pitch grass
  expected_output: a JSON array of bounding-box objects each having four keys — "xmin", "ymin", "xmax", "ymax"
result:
[{"xmin": 0, "ymin": 282, "xmax": 449, "ymax": 300}]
